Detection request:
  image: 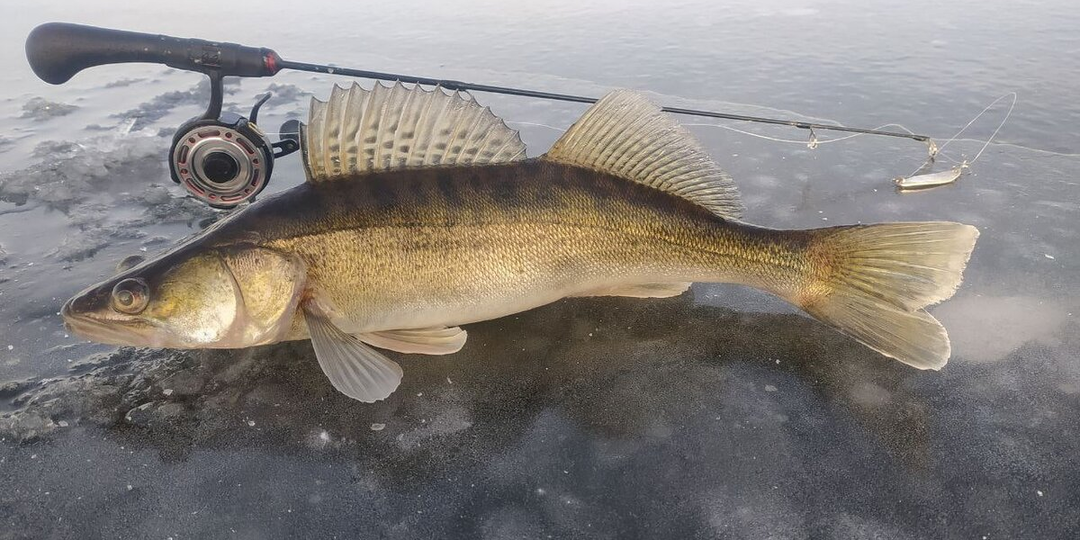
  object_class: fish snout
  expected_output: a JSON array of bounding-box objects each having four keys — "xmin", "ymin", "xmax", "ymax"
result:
[
  {"xmin": 61, "ymin": 291, "xmax": 102, "ymax": 337},
  {"xmin": 60, "ymin": 296, "xmax": 77, "ymax": 330},
  {"xmin": 60, "ymin": 295, "xmax": 74, "ymax": 319},
  {"xmin": 61, "ymin": 286, "xmax": 107, "ymax": 320},
  {"xmin": 60, "ymin": 286, "xmax": 119, "ymax": 337},
  {"xmin": 60, "ymin": 288, "xmax": 152, "ymax": 346}
]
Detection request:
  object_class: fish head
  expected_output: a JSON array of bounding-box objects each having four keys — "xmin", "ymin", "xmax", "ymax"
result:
[{"xmin": 62, "ymin": 245, "xmax": 306, "ymax": 349}]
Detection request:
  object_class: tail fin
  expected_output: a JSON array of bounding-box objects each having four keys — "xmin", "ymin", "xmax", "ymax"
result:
[{"xmin": 797, "ymin": 222, "xmax": 979, "ymax": 370}]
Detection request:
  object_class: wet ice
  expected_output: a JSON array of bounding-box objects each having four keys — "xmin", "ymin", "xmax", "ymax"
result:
[
  {"xmin": 20, "ymin": 97, "xmax": 78, "ymax": 120},
  {"xmin": 2, "ymin": 2, "xmax": 1080, "ymax": 537}
]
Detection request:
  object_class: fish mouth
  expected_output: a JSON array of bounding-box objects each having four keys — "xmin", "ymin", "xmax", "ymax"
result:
[{"xmin": 61, "ymin": 297, "xmax": 154, "ymax": 347}]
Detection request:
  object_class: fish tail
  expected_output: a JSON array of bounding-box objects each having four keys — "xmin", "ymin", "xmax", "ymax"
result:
[{"xmin": 791, "ymin": 222, "xmax": 979, "ymax": 369}]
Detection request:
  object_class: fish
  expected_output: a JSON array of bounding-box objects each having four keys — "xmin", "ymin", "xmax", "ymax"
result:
[{"xmin": 61, "ymin": 83, "xmax": 979, "ymax": 403}]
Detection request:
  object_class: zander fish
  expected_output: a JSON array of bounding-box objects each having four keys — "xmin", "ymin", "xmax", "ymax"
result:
[{"xmin": 62, "ymin": 83, "xmax": 979, "ymax": 402}]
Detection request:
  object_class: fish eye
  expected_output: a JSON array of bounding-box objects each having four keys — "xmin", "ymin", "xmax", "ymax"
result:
[{"xmin": 112, "ymin": 278, "xmax": 149, "ymax": 314}]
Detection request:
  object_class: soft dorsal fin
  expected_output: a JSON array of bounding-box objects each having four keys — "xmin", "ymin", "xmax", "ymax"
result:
[
  {"xmin": 542, "ymin": 90, "xmax": 743, "ymax": 220},
  {"xmin": 302, "ymin": 82, "xmax": 528, "ymax": 182}
]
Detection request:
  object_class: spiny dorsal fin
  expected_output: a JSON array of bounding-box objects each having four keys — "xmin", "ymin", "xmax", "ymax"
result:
[
  {"xmin": 302, "ymin": 82, "xmax": 528, "ymax": 182},
  {"xmin": 542, "ymin": 90, "xmax": 743, "ymax": 220}
]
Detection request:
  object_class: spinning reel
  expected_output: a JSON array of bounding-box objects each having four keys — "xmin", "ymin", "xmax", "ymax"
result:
[
  {"xmin": 168, "ymin": 82, "xmax": 300, "ymax": 208},
  {"xmin": 26, "ymin": 23, "xmax": 301, "ymax": 208},
  {"xmin": 25, "ymin": 23, "xmax": 935, "ymax": 209}
]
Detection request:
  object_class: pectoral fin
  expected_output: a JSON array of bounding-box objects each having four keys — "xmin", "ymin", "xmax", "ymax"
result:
[
  {"xmin": 358, "ymin": 327, "xmax": 467, "ymax": 355},
  {"xmin": 304, "ymin": 307, "xmax": 403, "ymax": 403}
]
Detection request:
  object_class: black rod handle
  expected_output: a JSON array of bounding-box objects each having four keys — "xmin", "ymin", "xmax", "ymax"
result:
[{"xmin": 25, "ymin": 22, "xmax": 282, "ymax": 84}]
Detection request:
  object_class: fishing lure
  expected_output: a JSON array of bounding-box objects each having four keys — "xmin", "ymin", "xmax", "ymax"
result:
[{"xmin": 896, "ymin": 163, "xmax": 968, "ymax": 190}]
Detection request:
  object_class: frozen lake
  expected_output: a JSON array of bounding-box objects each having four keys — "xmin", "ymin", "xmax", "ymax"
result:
[{"xmin": 1, "ymin": 0, "xmax": 1078, "ymax": 538}]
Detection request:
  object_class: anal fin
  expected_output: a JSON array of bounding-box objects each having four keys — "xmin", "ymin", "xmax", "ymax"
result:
[
  {"xmin": 358, "ymin": 327, "xmax": 467, "ymax": 355},
  {"xmin": 573, "ymin": 282, "xmax": 691, "ymax": 299},
  {"xmin": 304, "ymin": 306, "xmax": 403, "ymax": 403}
]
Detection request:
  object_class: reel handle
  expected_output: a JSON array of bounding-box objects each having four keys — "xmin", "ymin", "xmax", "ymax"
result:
[{"xmin": 25, "ymin": 22, "xmax": 281, "ymax": 84}]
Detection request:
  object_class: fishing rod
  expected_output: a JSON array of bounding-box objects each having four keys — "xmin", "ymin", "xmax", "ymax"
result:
[
  {"xmin": 25, "ymin": 22, "xmax": 933, "ymax": 208},
  {"xmin": 276, "ymin": 60, "xmax": 928, "ymax": 142}
]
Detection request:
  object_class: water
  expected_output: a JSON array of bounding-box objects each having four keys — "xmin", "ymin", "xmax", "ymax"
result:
[{"xmin": 2, "ymin": 1, "xmax": 1079, "ymax": 538}]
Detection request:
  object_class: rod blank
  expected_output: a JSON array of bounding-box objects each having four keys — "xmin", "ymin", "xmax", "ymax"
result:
[
  {"xmin": 279, "ymin": 60, "xmax": 930, "ymax": 142},
  {"xmin": 25, "ymin": 22, "xmax": 931, "ymax": 143}
]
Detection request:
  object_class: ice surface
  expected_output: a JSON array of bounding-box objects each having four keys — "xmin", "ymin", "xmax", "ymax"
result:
[
  {"xmin": 20, "ymin": 97, "xmax": 78, "ymax": 120},
  {"xmin": 2, "ymin": 0, "xmax": 1080, "ymax": 538},
  {"xmin": 103, "ymin": 78, "xmax": 147, "ymax": 89},
  {"xmin": 115, "ymin": 78, "xmax": 239, "ymax": 131},
  {"xmin": 263, "ymin": 82, "xmax": 313, "ymax": 105}
]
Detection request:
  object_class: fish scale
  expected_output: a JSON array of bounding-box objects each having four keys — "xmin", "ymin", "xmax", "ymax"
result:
[{"xmin": 241, "ymin": 162, "xmax": 761, "ymax": 334}]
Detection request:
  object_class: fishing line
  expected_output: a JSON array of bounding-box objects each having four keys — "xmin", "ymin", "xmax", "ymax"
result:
[
  {"xmin": 505, "ymin": 121, "xmax": 569, "ymax": 132},
  {"xmin": 511, "ymin": 120, "xmax": 920, "ymax": 148},
  {"xmin": 681, "ymin": 122, "xmax": 920, "ymax": 148},
  {"xmin": 928, "ymin": 92, "xmax": 1017, "ymax": 166},
  {"xmin": 682, "ymin": 94, "xmax": 1014, "ymax": 159},
  {"xmin": 160, "ymin": 92, "xmax": 1017, "ymax": 189},
  {"xmin": 890, "ymin": 92, "xmax": 1016, "ymax": 189},
  {"xmin": 676, "ymin": 92, "xmax": 1016, "ymax": 190}
]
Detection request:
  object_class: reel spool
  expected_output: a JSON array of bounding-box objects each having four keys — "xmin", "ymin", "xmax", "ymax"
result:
[
  {"xmin": 168, "ymin": 90, "xmax": 297, "ymax": 208},
  {"xmin": 168, "ymin": 73, "xmax": 300, "ymax": 208},
  {"xmin": 170, "ymin": 115, "xmax": 271, "ymax": 208}
]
